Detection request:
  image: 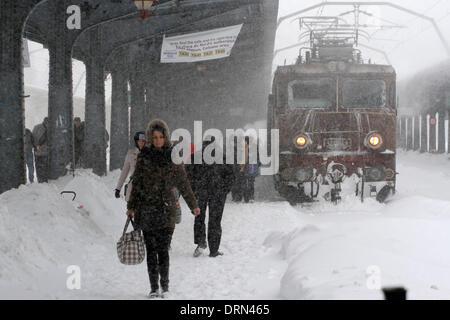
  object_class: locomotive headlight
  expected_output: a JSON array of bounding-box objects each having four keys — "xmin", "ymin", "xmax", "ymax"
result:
[
  {"xmin": 296, "ymin": 136, "xmax": 307, "ymax": 147},
  {"xmin": 365, "ymin": 133, "xmax": 383, "ymax": 150},
  {"xmin": 294, "ymin": 133, "xmax": 310, "ymax": 149},
  {"xmin": 369, "ymin": 136, "xmax": 380, "ymax": 146}
]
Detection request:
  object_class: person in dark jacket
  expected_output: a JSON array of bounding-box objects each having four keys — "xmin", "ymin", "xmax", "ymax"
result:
[
  {"xmin": 231, "ymin": 136, "xmax": 243, "ymax": 202},
  {"xmin": 24, "ymin": 128, "xmax": 35, "ymax": 183},
  {"xmin": 32, "ymin": 117, "xmax": 49, "ymax": 183},
  {"xmin": 73, "ymin": 117, "xmax": 85, "ymax": 168},
  {"xmin": 232, "ymin": 136, "xmax": 260, "ymax": 203},
  {"xmin": 241, "ymin": 136, "xmax": 260, "ymax": 203},
  {"xmin": 185, "ymin": 137, "xmax": 235, "ymax": 258},
  {"xmin": 127, "ymin": 119, "xmax": 200, "ymax": 298}
]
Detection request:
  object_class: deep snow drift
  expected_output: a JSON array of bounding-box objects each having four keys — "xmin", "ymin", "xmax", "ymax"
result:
[{"xmin": 0, "ymin": 151, "xmax": 449, "ymax": 299}]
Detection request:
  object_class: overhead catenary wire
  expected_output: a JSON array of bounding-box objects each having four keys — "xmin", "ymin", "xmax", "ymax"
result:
[
  {"xmin": 387, "ymin": 8, "xmax": 450, "ymax": 54},
  {"xmin": 383, "ymin": 0, "xmax": 445, "ymax": 50}
]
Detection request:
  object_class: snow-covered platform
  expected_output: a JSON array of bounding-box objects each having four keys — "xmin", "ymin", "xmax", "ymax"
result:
[{"xmin": 0, "ymin": 151, "xmax": 449, "ymax": 299}]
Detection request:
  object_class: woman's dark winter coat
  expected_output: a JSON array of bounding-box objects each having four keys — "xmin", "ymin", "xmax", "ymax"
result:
[{"xmin": 127, "ymin": 119, "xmax": 198, "ymax": 232}]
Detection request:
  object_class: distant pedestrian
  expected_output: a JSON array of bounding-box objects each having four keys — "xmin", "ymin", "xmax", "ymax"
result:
[
  {"xmin": 231, "ymin": 136, "xmax": 243, "ymax": 202},
  {"xmin": 32, "ymin": 117, "xmax": 49, "ymax": 183},
  {"xmin": 126, "ymin": 119, "xmax": 200, "ymax": 298},
  {"xmin": 73, "ymin": 117, "xmax": 85, "ymax": 168},
  {"xmin": 115, "ymin": 131, "xmax": 146, "ymax": 201},
  {"xmin": 232, "ymin": 136, "xmax": 259, "ymax": 203},
  {"xmin": 24, "ymin": 128, "xmax": 35, "ymax": 183},
  {"xmin": 241, "ymin": 137, "xmax": 260, "ymax": 203},
  {"xmin": 186, "ymin": 137, "xmax": 235, "ymax": 258},
  {"xmin": 105, "ymin": 128, "xmax": 110, "ymax": 149}
]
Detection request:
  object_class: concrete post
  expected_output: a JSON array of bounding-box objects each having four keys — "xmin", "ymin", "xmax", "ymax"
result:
[
  {"xmin": 129, "ymin": 74, "xmax": 146, "ymax": 146},
  {"xmin": 110, "ymin": 68, "xmax": 129, "ymax": 171},
  {"xmin": 144, "ymin": 84, "xmax": 153, "ymax": 124},
  {"xmin": 0, "ymin": 1, "xmax": 34, "ymax": 193},
  {"xmin": 145, "ymin": 64, "xmax": 165, "ymax": 123},
  {"xmin": 47, "ymin": 0, "xmax": 74, "ymax": 179},
  {"xmin": 84, "ymin": 28, "xmax": 106, "ymax": 176}
]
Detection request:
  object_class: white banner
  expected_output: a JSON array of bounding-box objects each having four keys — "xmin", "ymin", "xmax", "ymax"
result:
[
  {"xmin": 23, "ymin": 39, "xmax": 31, "ymax": 68},
  {"xmin": 160, "ymin": 24, "xmax": 243, "ymax": 63}
]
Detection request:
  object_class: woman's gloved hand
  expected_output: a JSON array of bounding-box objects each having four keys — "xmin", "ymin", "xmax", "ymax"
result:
[{"xmin": 115, "ymin": 189, "xmax": 121, "ymax": 198}]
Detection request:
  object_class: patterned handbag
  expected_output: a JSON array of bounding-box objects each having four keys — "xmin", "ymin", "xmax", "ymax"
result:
[{"xmin": 116, "ymin": 216, "xmax": 146, "ymax": 265}]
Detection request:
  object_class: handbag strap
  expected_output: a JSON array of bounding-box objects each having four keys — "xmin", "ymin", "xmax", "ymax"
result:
[{"xmin": 122, "ymin": 216, "xmax": 136, "ymax": 237}]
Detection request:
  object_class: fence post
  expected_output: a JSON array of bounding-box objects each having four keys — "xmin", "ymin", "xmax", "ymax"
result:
[
  {"xmin": 413, "ymin": 115, "xmax": 420, "ymax": 151},
  {"xmin": 406, "ymin": 117, "xmax": 413, "ymax": 150},
  {"xmin": 437, "ymin": 111, "xmax": 446, "ymax": 153},
  {"xmin": 420, "ymin": 113, "xmax": 427, "ymax": 153},
  {"xmin": 446, "ymin": 110, "xmax": 450, "ymax": 153},
  {"xmin": 429, "ymin": 113, "xmax": 437, "ymax": 153},
  {"xmin": 401, "ymin": 116, "xmax": 407, "ymax": 150}
]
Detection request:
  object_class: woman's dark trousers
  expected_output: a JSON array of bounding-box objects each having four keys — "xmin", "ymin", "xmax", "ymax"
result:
[{"xmin": 143, "ymin": 228, "xmax": 171, "ymax": 292}]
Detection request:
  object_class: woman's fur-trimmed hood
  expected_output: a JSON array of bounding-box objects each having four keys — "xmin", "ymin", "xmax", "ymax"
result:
[{"xmin": 146, "ymin": 119, "xmax": 172, "ymax": 147}]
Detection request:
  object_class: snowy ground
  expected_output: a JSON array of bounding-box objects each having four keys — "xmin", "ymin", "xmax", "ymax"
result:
[{"xmin": 1, "ymin": 150, "xmax": 449, "ymax": 299}]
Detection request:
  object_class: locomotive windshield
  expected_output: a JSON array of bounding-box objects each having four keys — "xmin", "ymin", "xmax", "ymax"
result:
[
  {"xmin": 342, "ymin": 79, "xmax": 386, "ymax": 108},
  {"xmin": 288, "ymin": 78, "xmax": 334, "ymax": 109}
]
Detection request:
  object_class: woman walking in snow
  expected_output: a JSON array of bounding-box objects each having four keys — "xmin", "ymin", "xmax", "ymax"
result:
[
  {"xmin": 115, "ymin": 131, "xmax": 146, "ymax": 201},
  {"xmin": 126, "ymin": 119, "xmax": 200, "ymax": 298}
]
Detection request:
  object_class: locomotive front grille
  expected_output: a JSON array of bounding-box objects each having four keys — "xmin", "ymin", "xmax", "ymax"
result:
[{"xmin": 324, "ymin": 138, "xmax": 352, "ymax": 151}]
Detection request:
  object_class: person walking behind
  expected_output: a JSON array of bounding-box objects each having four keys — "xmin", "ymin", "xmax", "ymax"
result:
[
  {"xmin": 32, "ymin": 117, "xmax": 49, "ymax": 183},
  {"xmin": 73, "ymin": 117, "xmax": 85, "ymax": 168},
  {"xmin": 231, "ymin": 136, "xmax": 259, "ymax": 203},
  {"xmin": 231, "ymin": 136, "xmax": 244, "ymax": 202},
  {"xmin": 241, "ymin": 136, "xmax": 260, "ymax": 203},
  {"xmin": 186, "ymin": 138, "xmax": 235, "ymax": 258},
  {"xmin": 24, "ymin": 128, "xmax": 35, "ymax": 183},
  {"xmin": 126, "ymin": 119, "xmax": 200, "ymax": 298},
  {"xmin": 115, "ymin": 131, "xmax": 146, "ymax": 201}
]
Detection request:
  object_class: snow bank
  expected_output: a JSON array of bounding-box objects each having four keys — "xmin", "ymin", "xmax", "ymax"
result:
[
  {"xmin": 0, "ymin": 170, "xmax": 126, "ymax": 299},
  {"xmin": 0, "ymin": 170, "xmax": 297, "ymax": 300},
  {"xmin": 267, "ymin": 151, "xmax": 450, "ymax": 300}
]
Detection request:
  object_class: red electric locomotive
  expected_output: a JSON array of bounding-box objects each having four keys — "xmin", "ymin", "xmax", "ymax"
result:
[{"xmin": 267, "ymin": 28, "xmax": 397, "ymax": 205}]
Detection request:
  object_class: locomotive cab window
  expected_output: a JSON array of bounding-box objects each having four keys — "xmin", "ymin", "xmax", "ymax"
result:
[
  {"xmin": 389, "ymin": 82, "xmax": 396, "ymax": 108},
  {"xmin": 288, "ymin": 78, "xmax": 334, "ymax": 109},
  {"xmin": 342, "ymin": 79, "xmax": 386, "ymax": 109}
]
